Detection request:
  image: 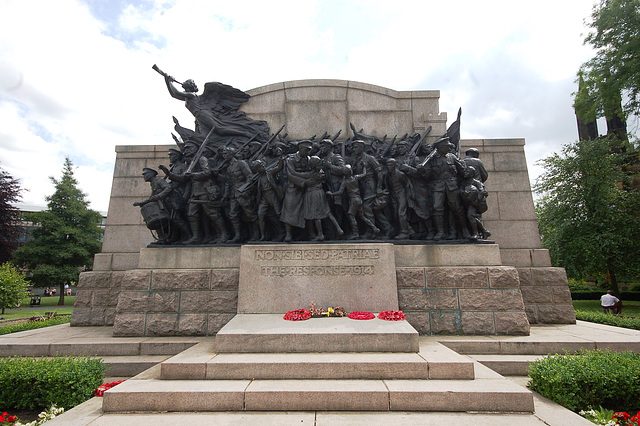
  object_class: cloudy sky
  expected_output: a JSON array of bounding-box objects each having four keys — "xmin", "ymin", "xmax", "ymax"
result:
[{"xmin": 0, "ymin": 0, "xmax": 627, "ymax": 213}]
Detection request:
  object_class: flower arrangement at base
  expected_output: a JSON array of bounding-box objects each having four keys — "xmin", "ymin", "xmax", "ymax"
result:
[
  {"xmin": 308, "ymin": 302, "xmax": 347, "ymax": 318},
  {"xmin": 94, "ymin": 380, "xmax": 126, "ymax": 397},
  {"xmin": 348, "ymin": 311, "xmax": 375, "ymax": 320},
  {"xmin": 283, "ymin": 308, "xmax": 312, "ymax": 321},
  {"xmin": 378, "ymin": 310, "xmax": 406, "ymax": 321}
]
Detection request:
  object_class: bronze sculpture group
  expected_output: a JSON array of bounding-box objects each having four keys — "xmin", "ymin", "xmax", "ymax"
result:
[{"xmin": 133, "ymin": 67, "xmax": 491, "ymax": 245}]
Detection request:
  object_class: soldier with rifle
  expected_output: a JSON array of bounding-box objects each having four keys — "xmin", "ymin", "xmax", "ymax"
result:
[
  {"xmin": 157, "ymin": 148, "xmax": 192, "ymax": 243},
  {"xmin": 181, "ymin": 138, "xmax": 229, "ymax": 245},
  {"xmin": 217, "ymin": 146, "xmax": 258, "ymax": 243}
]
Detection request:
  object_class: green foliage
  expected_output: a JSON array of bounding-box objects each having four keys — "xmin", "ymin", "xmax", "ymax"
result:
[
  {"xmin": 575, "ymin": 309, "xmax": 640, "ymax": 330},
  {"xmin": 0, "ymin": 316, "xmax": 71, "ymax": 335},
  {"xmin": 528, "ymin": 349, "xmax": 640, "ymax": 412},
  {"xmin": 568, "ymin": 278, "xmax": 603, "ymax": 292},
  {"xmin": 574, "ymin": 0, "xmax": 640, "ymax": 121},
  {"xmin": 0, "ymin": 262, "xmax": 29, "ymax": 314},
  {"xmin": 534, "ymin": 137, "xmax": 640, "ymax": 288},
  {"xmin": 579, "ymin": 407, "xmax": 616, "ymax": 425},
  {"xmin": 13, "ymin": 158, "xmax": 103, "ymax": 291},
  {"xmin": 571, "ymin": 291, "xmax": 640, "ymax": 301},
  {"xmin": 0, "ymin": 166, "xmax": 23, "ymax": 263},
  {"xmin": 0, "ymin": 356, "xmax": 105, "ymax": 410}
]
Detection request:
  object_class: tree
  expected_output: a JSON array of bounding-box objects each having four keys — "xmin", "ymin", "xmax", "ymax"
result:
[
  {"xmin": 13, "ymin": 158, "xmax": 103, "ymax": 305},
  {"xmin": 0, "ymin": 166, "xmax": 23, "ymax": 263},
  {"xmin": 534, "ymin": 137, "xmax": 640, "ymax": 296},
  {"xmin": 573, "ymin": 0, "xmax": 640, "ymax": 134},
  {"xmin": 0, "ymin": 262, "xmax": 29, "ymax": 315}
]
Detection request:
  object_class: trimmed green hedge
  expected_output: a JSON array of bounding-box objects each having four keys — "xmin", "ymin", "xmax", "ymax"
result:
[
  {"xmin": 528, "ymin": 349, "xmax": 640, "ymax": 412},
  {"xmin": 575, "ymin": 309, "xmax": 640, "ymax": 330},
  {"xmin": 571, "ymin": 291, "xmax": 640, "ymax": 301},
  {"xmin": 0, "ymin": 316, "xmax": 71, "ymax": 335},
  {"xmin": 0, "ymin": 356, "xmax": 105, "ymax": 410}
]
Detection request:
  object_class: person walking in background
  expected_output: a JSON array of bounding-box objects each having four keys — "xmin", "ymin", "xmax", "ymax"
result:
[{"xmin": 601, "ymin": 290, "xmax": 621, "ymax": 315}]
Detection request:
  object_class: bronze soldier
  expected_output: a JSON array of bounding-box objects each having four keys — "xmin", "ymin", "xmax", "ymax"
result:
[
  {"xmin": 421, "ymin": 137, "xmax": 471, "ymax": 240},
  {"xmin": 182, "ymin": 141, "xmax": 229, "ymax": 245}
]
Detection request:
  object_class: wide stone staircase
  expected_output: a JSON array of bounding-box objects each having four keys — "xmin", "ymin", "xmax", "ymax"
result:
[{"xmin": 101, "ymin": 314, "xmax": 534, "ymax": 413}]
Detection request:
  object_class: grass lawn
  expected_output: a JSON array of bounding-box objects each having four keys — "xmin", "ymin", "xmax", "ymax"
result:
[
  {"xmin": 572, "ymin": 299, "xmax": 640, "ymax": 316},
  {"xmin": 0, "ymin": 296, "xmax": 75, "ymax": 320}
]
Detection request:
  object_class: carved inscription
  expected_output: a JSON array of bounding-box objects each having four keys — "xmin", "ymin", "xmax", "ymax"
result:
[
  {"xmin": 261, "ymin": 265, "xmax": 375, "ymax": 277},
  {"xmin": 254, "ymin": 248, "xmax": 380, "ymax": 261},
  {"xmin": 239, "ymin": 244, "xmax": 398, "ymax": 313}
]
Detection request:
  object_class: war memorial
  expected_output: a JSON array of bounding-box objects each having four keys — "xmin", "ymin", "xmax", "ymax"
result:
[{"xmin": 61, "ymin": 72, "xmax": 583, "ymax": 415}]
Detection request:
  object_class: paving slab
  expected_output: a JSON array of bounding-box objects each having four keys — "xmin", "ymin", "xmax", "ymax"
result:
[{"xmin": 215, "ymin": 314, "xmax": 419, "ymax": 353}]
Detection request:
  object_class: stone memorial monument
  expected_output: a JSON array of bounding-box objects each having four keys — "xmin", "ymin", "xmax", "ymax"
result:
[{"xmin": 70, "ymin": 72, "xmax": 575, "ymax": 337}]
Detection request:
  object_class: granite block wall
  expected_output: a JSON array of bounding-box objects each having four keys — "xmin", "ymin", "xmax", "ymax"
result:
[{"xmin": 396, "ymin": 266, "xmax": 530, "ymax": 335}]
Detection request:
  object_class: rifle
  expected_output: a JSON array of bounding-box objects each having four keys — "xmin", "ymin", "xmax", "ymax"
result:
[
  {"xmin": 420, "ymin": 135, "xmax": 449, "ymax": 167},
  {"xmin": 211, "ymin": 134, "xmax": 260, "ymax": 175},
  {"xmin": 380, "ymin": 135, "xmax": 398, "ymax": 158},
  {"xmin": 330, "ymin": 129, "xmax": 342, "ymax": 142},
  {"xmin": 185, "ymin": 127, "xmax": 216, "ymax": 174},
  {"xmin": 408, "ymin": 126, "xmax": 432, "ymax": 157},
  {"xmin": 152, "ymin": 64, "xmax": 182, "ymax": 86},
  {"xmin": 250, "ymin": 125, "xmax": 286, "ymax": 162}
]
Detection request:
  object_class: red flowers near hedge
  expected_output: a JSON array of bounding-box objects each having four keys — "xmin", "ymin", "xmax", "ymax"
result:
[{"xmin": 94, "ymin": 380, "xmax": 125, "ymax": 397}]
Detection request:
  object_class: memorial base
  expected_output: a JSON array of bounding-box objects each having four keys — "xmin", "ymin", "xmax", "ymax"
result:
[{"xmin": 70, "ymin": 243, "xmax": 576, "ymax": 337}]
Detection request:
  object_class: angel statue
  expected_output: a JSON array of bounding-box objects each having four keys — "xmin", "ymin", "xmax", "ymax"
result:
[{"xmin": 154, "ymin": 65, "xmax": 270, "ymax": 146}]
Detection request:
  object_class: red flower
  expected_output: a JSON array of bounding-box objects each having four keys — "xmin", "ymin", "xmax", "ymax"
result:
[
  {"xmin": 614, "ymin": 412, "xmax": 631, "ymax": 421},
  {"xmin": 348, "ymin": 311, "xmax": 375, "ymax": 320},
  {"xmin": 94, "ymin": 380, "xmax": 126, "ymax": 397},
  {"xmin": 6, "ymin": 416, "xmax": 16, "ymax": 423},
  {"xmin": 378, "ymin": 310, "xmax": 406, "ymax": 321},
  {"xmin": 0, "ymin": 415, "xmax": 5, "ymax": 422}
]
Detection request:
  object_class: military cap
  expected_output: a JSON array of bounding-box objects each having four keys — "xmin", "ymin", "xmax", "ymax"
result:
[
  {"xmin": 142, "ymin": 167, "xmax": 158, "ymax": 176},
  {"xmin": 433, "ymin": 136, "xmax": 451, "ymax": 146},
  {"xmin": 352, "ymin": 139, "xmax": 366, "ymax": 146},
  {"xmin": 320, "ymin": 139, "xmax": 334, "ymax": 146},
  {"xmin": 168, "ymin": 148, "xmax": 182, "ymax": 155},
  {"xmin": 297, "ymin": 140, "xmax": 313, "ymax": 148}
]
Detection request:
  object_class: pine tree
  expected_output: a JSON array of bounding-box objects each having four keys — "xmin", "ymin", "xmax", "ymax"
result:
[
  {"xmin": 0, "ymin": 166, "xmax": 23, "ymax": 263},
  {"xmin": 13, "ymin": 158, "xmax": 103, "ymax": 305}
]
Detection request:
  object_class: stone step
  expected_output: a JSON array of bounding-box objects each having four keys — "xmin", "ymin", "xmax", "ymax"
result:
[
  {"xmin": 470, "ymin": 355, "xmax": 543, "ymax": 376},
  {"xmin": 102, "ymin": 378, "xmax": 533, "ymax": 413},
  {"xmin": 162, "ymin": 341, "xmax": 474, "ymax": 380},
  {"xmin": 102, "ymin": 355, "xmax": 170, "ymax": 377},
  {"xmin": 214, "ymin": 314, "xmax": 419, "ymax": 353},
  {"xmin": 438, "ymin": 338, "xmax": 598, "ymax": 356}
]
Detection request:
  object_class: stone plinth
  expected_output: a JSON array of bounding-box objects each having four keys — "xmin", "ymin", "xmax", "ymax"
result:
[
  {"xmin": 214, "ymin": 314, "xmax": 419, "ymax": 353},
  {"xmin": 238, "ymin": 243, "xmax": 398, "ymax": 314}
]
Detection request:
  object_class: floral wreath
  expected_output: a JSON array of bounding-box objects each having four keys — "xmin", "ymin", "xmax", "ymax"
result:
[
  {"xmin": 378, "ymin": 310, "xmax": 406, "ymax": 321},
  {"xmin": 283, "ymin": 308, "xmax": 312, "ymax": 321},
  {"xmin": 348, "ymin": 311, "xmax": 375, "ymax": 320}
]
